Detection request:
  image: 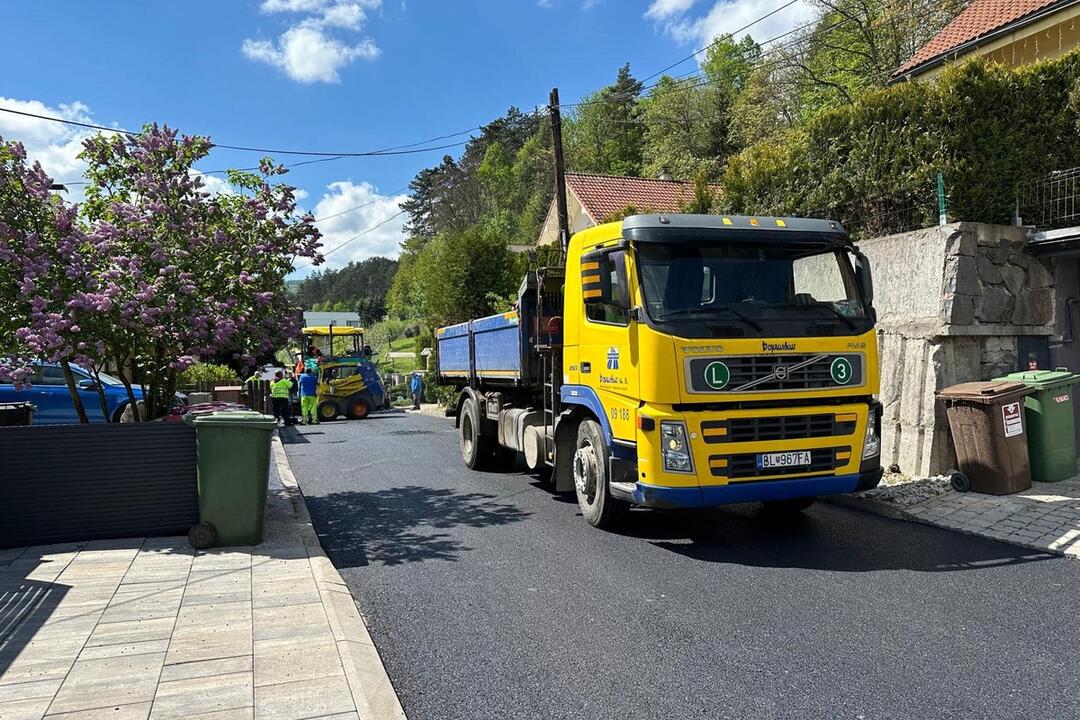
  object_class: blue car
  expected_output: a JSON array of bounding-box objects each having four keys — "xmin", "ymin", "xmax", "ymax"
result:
[{"xmin": 0, "ymin": 362, "xmax": 144, "ymax": 425}]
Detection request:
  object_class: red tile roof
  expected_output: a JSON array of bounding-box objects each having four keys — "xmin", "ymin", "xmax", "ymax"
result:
[
  {"xmin": 895, "ymin": 0, "xmax": 1069, "ymax": 76},
  {"xmin": 566, "ymin": 173, "xmax": 720, "ymax": 222}
]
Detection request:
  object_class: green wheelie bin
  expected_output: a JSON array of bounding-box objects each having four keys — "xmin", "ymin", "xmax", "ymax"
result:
[
  {"xmin": 185, "ymin": 410, "xmax": 278, "ymax": 547},
  {"xmin": 993, "ymin": 369, "xmax": 1079, "ymax": 483}
]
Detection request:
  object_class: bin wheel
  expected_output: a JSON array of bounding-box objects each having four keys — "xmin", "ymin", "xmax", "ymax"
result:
[
  {"xmin": 317, "ymin": 401, "xmax": 340, "ymax": 422},
  {"xmin": 950, "ymin": 471, "xmax": 971, "ymax": 493},
  {"xmin": 188, "ymin": 522, "xmax": 217, "ymax": 550}
]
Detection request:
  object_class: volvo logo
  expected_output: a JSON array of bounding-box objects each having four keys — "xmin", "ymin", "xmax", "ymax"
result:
[{"xmin": 775, "ymin": 366, "xmax": 789, "ymax": 381}]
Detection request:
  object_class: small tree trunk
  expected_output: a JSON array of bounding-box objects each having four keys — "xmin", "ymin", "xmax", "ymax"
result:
[
  {"xmin": 59, "ymin": 358, "xmax": 90, "ymax": 424},
  {"xmin": 89, "ymin": 366, "xmax": 110, "ymax": 420},
  {"xmin": 115, "ymin": 354, "xmax": 141, "ymax": 422}
]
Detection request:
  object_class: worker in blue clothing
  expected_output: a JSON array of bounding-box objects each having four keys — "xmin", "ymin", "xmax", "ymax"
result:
[
  {"xmin": 298, "ymin": 367, "xmax": 320, "ymax": 424},
  {"xmin": 410, "ymin": 372, "xmax": 424, "ymax": 410}
]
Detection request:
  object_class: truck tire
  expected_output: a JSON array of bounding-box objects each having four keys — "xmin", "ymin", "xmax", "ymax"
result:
[
  {"xmin": 459, "ymin": 396, "xmax": 494, "ymax": 469},
  {"xmin": 317, "ymin": 401, "xmax": 340, "ymax": 422},
  {"xmin": 346, "ymin": 396, "xmax": 371, "ymax": 420},
  {"xmin": 573, "ymin": 419, "xmax": 625, "ymax": 529}
]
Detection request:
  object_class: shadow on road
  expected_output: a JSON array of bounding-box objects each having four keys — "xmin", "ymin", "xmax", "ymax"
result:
[
  {"xmin": 305, "ymin": 485, "xmax": 531, "ymax": 567},
  {"xmin": 615, "ymin": 505, "xmax": 1056, "ymax": 573}
]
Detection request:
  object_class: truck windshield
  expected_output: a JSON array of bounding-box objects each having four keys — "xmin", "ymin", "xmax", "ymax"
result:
[{"xmin": 635, "ymin": 242, "xmax": 869, "ymax": 332}]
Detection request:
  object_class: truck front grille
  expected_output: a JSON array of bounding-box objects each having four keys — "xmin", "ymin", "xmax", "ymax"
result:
[
  {"xmin": 709, "ymin": 447, "xmax": 846, "ymax": 479},
  {"xmin": 701, "ymin": 413, "xmax": 858, "ymax": 443},
  {"xmin": 685, "ymin": 353, "xmax": 863, "ymax": 394}
]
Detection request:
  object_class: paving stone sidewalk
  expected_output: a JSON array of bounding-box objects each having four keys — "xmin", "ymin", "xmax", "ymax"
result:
[
  {"xmin": 836, "ymin": 476, "xmax": 1080, "ymax": 559},
  {"xmin": 0, "ymin": 436, "xmax": 405, "ymax": 720}
]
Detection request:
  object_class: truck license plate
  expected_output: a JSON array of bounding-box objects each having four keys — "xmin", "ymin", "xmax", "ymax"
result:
[{"xmin": 757, "ymin": 451, "xmax": 812, "ymax": 470}]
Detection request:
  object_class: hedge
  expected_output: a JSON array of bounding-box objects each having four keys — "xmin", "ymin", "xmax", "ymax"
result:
[{"xmin": 722, "ymin": 51, "xmax": 1080, "ymax": 236}]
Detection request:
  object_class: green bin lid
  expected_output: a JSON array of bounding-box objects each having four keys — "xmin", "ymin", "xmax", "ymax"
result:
[
  {"xmin": 992, "ymin": 369, "xmax": 1078, "ymax": 390},
  {"xmin": 190, "ymin": 410, "xmax": 277, "ymax": 427}
]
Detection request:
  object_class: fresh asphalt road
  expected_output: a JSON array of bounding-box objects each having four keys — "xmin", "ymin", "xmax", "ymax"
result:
[{"xmin": 282, "ymin": 411, "xmax": 1080, "ymax": 720}]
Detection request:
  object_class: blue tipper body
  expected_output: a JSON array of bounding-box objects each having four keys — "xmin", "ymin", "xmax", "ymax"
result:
[{"xmin": 437, "ymin": 311, "xmax": 525, "ymax": 383}]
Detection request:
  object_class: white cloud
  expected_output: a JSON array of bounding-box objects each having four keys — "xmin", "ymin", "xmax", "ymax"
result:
[
  {"xmin": 0, "ymin": 97, "xmax": 119, "ymax": 201},
  {"xmin": 191, "ymin": 170, "xmax": 235, "ymax": 196},
  {"xmin": 243, "ymin": 1, "xmax": 381, "ymax": 83},
  {"xmin": 645, "ymin": 0, "xmax": 697, "ymax": 21},
  {"xmin": 309, "ymin": 180, "xmax": 408, "ymax": 268},
  {"xmin": 651, "ymin": 0, "xmax": 816, "ymax": 47}
]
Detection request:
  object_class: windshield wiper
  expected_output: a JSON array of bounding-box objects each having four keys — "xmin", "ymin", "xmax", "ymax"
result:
[{"xmin": 659, "ymin": 307, "xmax": 762, "ymax": 332}]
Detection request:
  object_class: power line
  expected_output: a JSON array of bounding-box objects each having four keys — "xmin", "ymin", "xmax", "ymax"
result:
[
  {"xmin": 310, "ymin": 186, "xmax": 409, "ymax": 223},
  {"xmin": 556, "ymin": 0, "xmax": 942, "ymax": 112},
  {"xmin": 295, "ymin": 209, "xmax": 407, "ymax": 271},
  {"xmin": 640, "ymin": 0, "xmax": 802, "ymax": 82},
  {"xmin": 0, "ymin": 105, "xmax": 474, "ymax": 159}
]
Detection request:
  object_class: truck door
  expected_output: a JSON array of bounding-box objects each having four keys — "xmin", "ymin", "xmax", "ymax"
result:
[{"xmin": 578, "ymin": 248, "xmax": 639, "ymax": 443}]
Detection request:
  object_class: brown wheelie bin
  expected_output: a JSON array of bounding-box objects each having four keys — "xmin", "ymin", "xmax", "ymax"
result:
[{"xmin": 937, "ymin": 381, "xmax": 1034, "ymax": 494}]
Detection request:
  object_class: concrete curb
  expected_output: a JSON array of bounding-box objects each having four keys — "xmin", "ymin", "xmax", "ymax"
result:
[{"xmin": 271, "ymin": 435, "xmax": 409, "ymax": 720}]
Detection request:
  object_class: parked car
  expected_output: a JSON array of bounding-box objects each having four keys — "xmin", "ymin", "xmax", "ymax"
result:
[{"xmin": 0, "ymin": 362, "xmax": 144, "ymax": 425}]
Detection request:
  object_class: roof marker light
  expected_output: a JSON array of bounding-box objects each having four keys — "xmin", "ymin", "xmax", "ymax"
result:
[
  {"xmin": 775, "ymin": 219, "xmax": 787, "ymax": 227},
  {"xmin": 749, "ymin": 217, "xmax": 760, "ymax": 226},
  {"xmin": 722, "ymin": 217, "xmax": 733, "ymax": 225}
]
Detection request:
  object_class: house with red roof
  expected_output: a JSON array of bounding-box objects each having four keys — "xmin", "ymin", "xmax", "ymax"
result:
[
  {"xmin": 535, "ymin": 172, "xmax": 721, "ymax": 246},
  {"xmin": 895, "ymin": 0, "xmax": 1080, "ymax": 81}
]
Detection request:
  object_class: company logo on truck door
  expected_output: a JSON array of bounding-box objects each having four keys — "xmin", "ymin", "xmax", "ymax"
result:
[
  {"xmin": 762, "ymin": 341, "xmax": 797, "ymax": 352},
  {"xmin": 606, "ymin": 347, "xmax": 620, "ymax": 370}
]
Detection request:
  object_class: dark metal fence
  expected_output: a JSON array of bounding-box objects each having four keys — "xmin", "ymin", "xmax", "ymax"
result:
[{"xmin": 0, "ymin": 422, "xmax": 198, "ymax": 548}]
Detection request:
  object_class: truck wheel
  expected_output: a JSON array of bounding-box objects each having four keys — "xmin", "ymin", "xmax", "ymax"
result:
[
  {"xmin": 573, "ymin": 419, "xmax": 625, "ymax": 529},
  {"xmin": 317, "ymin": 401, "xmax": 340, "ymax": 422},
  {"xmin": 459, "ymin": 396, "xmax": 494, "ymax": 469},
  {"xmin": 346, "ymin": 397, "xmax": 371, "ymax": 420}
]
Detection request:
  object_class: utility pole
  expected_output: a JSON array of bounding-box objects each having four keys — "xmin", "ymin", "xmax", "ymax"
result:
[{"xmin": 549, "ymin": 87, "xmax": 570, "ymax": 256}]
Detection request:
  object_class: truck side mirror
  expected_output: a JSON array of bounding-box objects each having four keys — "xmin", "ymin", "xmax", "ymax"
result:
[
  {"xmin": 580, "ymin": 249, "xmax": 630, "ymax": 311},
  {"xmin": 853, "ymin": 250, "xmax": 873, "ymax": 306},
  {"xmin": 581, "ymin": 257, "xmax": 604, "ymax": 306}
]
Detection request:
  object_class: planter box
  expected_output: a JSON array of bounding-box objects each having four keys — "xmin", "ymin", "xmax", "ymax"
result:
[{"xmin": 0, "ymin": 422, "xmax": 197, "ymax": 548}]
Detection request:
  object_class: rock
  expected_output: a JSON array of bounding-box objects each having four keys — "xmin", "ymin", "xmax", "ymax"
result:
[
  {"xmin": 1001, "ymin": 264, "xmax": 1026, "ymax": 295},
  {"xmin": 944, "ymin": 255, "xmax": 981, "ymax": 296},
  {"xmin": 1008, "ymin": 250, "xmax": 1031, "ymax": 269},
  {"xmin": 1012, "ymin": 288, "xmax": 1053, "ymax": 326},
  {"xmin": 977, "ymin": 254, "xmax": 1003, "ymax": 284},
  {"xmin": 1027, "ymin": 259, "xmax": 1054, "ymax": 289},
  {"xmin": 977, "ymin": 285, "xmax": 1014, "ymax": 323},
  {"xmin": 948, "ymin": 295, "xmax": 977, "ymax": 325}
]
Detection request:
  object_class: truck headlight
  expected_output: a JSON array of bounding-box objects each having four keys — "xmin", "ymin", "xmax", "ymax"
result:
[
  {"xmin": 862, "ymin": 405, "xmax": 881, "ymax": 460},
  {"xmin": 661, "ymin": 421, "xmax": 694, "ymax": 473}
]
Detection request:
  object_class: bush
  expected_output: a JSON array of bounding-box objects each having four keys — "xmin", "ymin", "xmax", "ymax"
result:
[
  {"xmin": 177, "ymin": 363, "xmax": 240, "ymax": 387},
  {"xmin": 723, "ymin": 52, "xmax": 1080, "ymax": 235}
]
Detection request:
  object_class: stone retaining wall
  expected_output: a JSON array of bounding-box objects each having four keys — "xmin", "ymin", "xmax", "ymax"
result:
[{"xmin": 860, "ymin": 223, "xmax": 1056, "ymax": 476}]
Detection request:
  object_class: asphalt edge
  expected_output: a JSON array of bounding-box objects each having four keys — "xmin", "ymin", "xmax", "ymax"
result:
[
  {"xmin": 271, "ymin": 434, "xmax": 409, "ymax": 720},
  {"xmin": 823, "ymin": 492, "xmax": 1072, "ymax": 558}
]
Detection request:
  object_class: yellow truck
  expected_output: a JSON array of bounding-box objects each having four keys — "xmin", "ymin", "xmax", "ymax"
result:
[{"xmin": 436, "ymin": 214, "xmax": 882, "ymax": 528}]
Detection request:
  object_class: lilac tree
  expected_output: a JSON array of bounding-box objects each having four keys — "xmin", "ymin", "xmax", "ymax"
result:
[
  {"xmin": 1, "ymin": 126, "xmax": 323, "ymax": 422},
  {"xmin": 78, "ymin": 125, "xmax": 323, "ymax": 419},
  {"xmin": 0, "ymin": 137, "xmax": 100, "ymax": 422}
]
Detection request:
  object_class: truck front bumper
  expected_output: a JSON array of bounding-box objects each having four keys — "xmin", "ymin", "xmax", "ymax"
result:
[{"xmin": 616, "ymin": 467, "xmax": 883, "ymax": 509}]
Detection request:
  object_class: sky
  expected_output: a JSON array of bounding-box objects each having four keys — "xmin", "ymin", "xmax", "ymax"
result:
[{"xmin": 0, "ymin": 0, "xmax": 814, "ymax": 279}]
